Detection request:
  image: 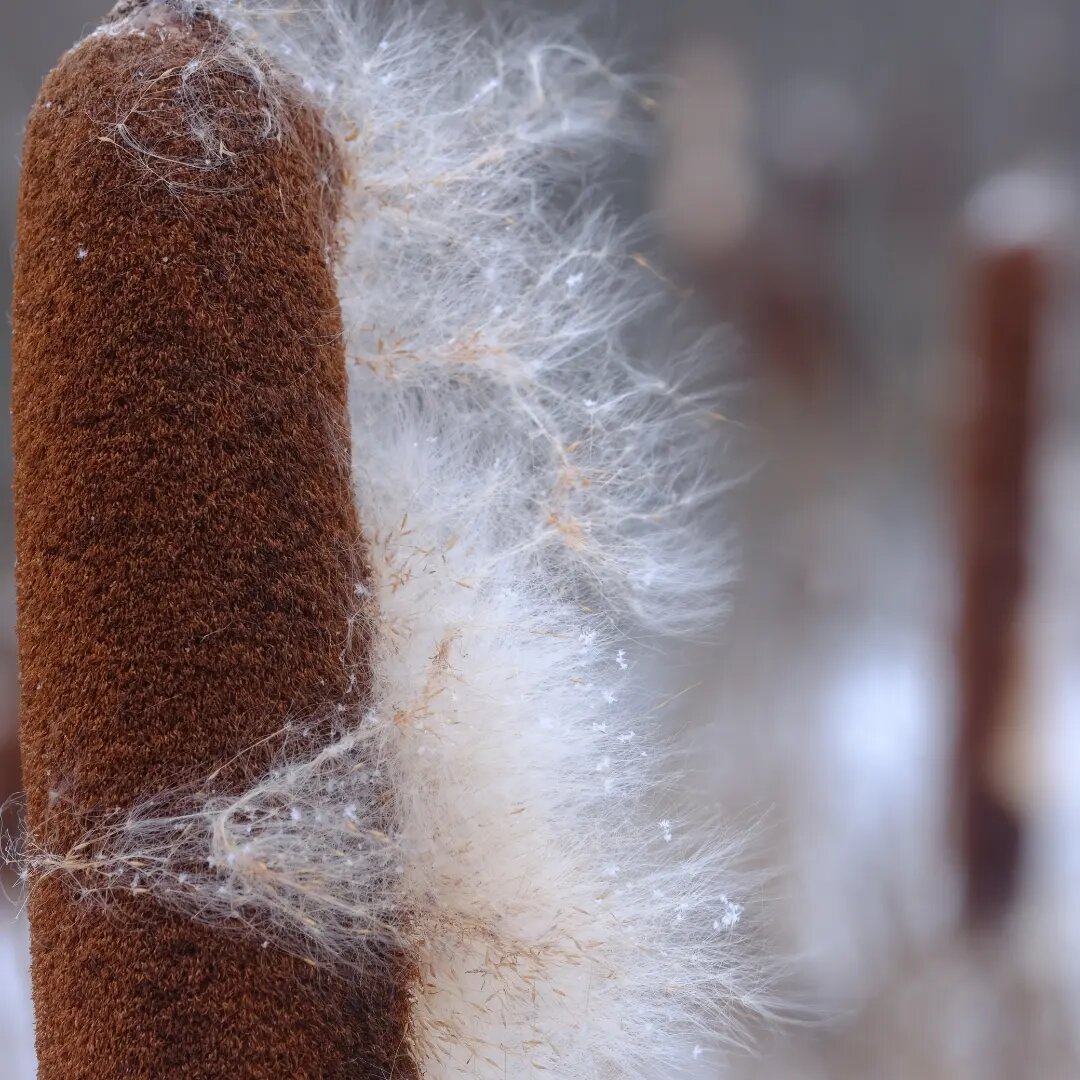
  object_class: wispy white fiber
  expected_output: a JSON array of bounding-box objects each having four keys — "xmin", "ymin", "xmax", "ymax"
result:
[{"xmin": 24, "ymin": 3, "xmax": 759, "ymax": 1075}]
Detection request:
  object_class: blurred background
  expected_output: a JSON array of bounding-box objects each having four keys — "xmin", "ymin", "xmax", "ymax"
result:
[{"xmin": 4, "ymin": 1, "xmax": 1080, "ymax": 1077}]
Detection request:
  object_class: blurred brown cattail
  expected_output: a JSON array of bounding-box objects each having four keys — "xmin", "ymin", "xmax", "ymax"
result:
[
  {"xmin": 660, "ymin": 46, "xmax": 859, "ymax": 398},
  {"xmin": 953, "ymin": 170, "xmax": 1071, "ymax": 928}
]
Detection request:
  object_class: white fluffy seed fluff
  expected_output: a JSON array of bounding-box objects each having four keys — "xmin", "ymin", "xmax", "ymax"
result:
[{"xmin": 22, "ymin": 2, "xmax": 761, "ymax": 1075}]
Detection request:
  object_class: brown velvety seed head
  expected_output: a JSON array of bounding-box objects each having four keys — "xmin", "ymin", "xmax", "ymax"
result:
[{"xmin": 13, "ymin": 10, "xmax": 415, "ymax": 1078}]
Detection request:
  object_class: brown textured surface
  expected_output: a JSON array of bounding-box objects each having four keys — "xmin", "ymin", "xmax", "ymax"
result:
[
  {"xmin": 13, "ymin": 9, "xmax": 415, "ymax": 1078},
  {"xmin": 954, "ymin": 245, "xmax": 1044, "ymax": 928}
]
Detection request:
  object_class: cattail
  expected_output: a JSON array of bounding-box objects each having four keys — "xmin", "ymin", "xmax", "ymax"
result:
[
  {"xmin": 663, "ymin": 53, "xmax": 859, "ymax": 399},
  {"xmin": 953, "ymin": 170, "xmax": 1071, "ymax": 928},
  {"xmin": 12, "ymin": 2, "xmax": 757, "ymax": 1075},
  {"xmin": 13, "ymin": 3, "xmax": 414, "ymax": 1074}
]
